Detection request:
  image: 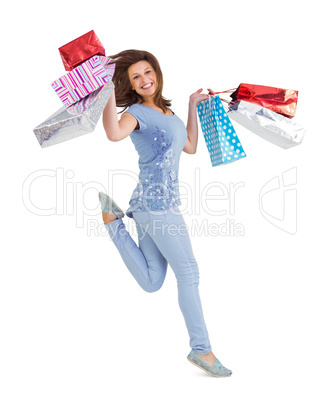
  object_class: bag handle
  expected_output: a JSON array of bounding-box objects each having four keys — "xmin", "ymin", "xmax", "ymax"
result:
[
  {"xmin": 207, "ymin": 94, "xmax": 232, "ymax": 113},
  {"xmin": 209, "ymin": 88, "xmax": 237, "ymax": 104},
  {"xmin": 210, "ymin": 88, "xmax": 237, "ymax": 95}
]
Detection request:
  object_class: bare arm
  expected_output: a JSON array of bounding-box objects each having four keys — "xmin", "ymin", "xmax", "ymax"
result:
[
  {"xmin": 102, "ymin": 89, "xmax": 137, "ymax": 142},
  {"xmin": 183, "ymin": 89, "xmax": 209, "ymax": 154}
]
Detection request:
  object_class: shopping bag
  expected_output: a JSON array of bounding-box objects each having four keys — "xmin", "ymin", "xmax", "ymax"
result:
[
  {"xmin": 228, "ymin": 100, "xmax": 306, "ymax": 149},
  {"xmin": 197, "ymin": 95, "xmax": 247, "ymax": 166},
  {"xmin": 33, "ymin": 81, "xmax": 114, "ymax": 148},
  {"xmin": 213, "ymin": 84, "xmax": 298, "ymax": 118},
  {"xmin": 230, "ymin": 83, "xmax": 298, "ymax": 118},
  {"xmin": 58, "ymin": 30, "xmax": 105, "ymax": 71}
]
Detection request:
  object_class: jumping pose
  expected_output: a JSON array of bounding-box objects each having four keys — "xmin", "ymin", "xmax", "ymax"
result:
[{"xmin": 100, "ymin": 49, "xmax": 232, "ymax": 377}]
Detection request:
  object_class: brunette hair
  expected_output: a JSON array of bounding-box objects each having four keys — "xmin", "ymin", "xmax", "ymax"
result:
[{"xmin": 108, "ymin": 49, "xmax": 172, "ymax": 114}]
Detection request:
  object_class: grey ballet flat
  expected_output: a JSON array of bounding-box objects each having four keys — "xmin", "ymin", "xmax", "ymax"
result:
[
  {"xmin": 187, "ymin": 350, "xmax": 232, "ymax": 377},
  {"xmin": 98, "ymin": 192, "xmax": 124, "ymax": 219}
]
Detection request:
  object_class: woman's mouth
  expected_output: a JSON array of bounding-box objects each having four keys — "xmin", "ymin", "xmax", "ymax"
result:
[{"xmin": 141, "ymin": 83, "xmax": 153, "ymax": 90}]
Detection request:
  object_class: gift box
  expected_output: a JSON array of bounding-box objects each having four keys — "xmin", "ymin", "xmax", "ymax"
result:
[
  {"xmin": 197, "ymin": 95, "xmax": 247, "ymax": 166},
  {"xmin": 59, "ymin": 30, "xmax": 105, "ymax": 71},
  {"xmin": 51, "ymin": 55, "xmax": 115, "ymax": 108},
  {"xmin": 228, "ymin": 100, "xmax": 306, "ymax": 149},
  {"xmin": 33, "ymin": 81, "xmax": 114, "ymax": 148}
]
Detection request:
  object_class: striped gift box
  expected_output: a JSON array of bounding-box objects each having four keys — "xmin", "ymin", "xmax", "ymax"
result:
[{"xmin": 51, "ymin": 55, "xmax": 115, "ymax": 107}]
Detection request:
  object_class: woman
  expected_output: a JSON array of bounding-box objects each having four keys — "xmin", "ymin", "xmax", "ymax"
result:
[{"xmin": 100, "ymin": 49, "xmax": 232, "ymax": 377}]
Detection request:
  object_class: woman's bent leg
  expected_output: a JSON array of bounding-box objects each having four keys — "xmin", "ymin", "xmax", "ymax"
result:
[
  {"xmin": 135, "ymin": 219, "xmax": 168, "ymax": 286},
  {"xmin": 105, "ymin": 217, "xmax": 167, "ymax": 293}
]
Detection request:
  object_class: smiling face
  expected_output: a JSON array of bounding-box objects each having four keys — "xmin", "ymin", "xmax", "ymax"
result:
[{"xmin": 128, "ymin": 60, "xmax": 158, "ymax": 101}]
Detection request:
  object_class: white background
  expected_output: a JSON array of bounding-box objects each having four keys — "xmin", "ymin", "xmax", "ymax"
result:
[{"xmin": 1, "ymin": 0, "xmax": 318, "ymax": 400}]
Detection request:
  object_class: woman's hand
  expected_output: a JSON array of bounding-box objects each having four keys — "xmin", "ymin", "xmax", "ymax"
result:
[
  {"xmin": 207, "ymin": 88, "xmax": 216, "ymax": 96},
  {"xmin": 189, "ymin": 88, "xmax": 209, "ymax": 107},
  {"xmin": 184, "ymin": 89, "xmax": 209, "ymax": 154}
]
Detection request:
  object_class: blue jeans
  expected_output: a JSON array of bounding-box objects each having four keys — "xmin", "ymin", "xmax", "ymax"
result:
[{"xmin": 105, "ymin": 206, "xmax": 212, "ymax": 354}]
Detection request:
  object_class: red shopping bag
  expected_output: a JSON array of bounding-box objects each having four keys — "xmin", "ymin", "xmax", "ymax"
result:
[
  {"xmin": 212, "ymin": 84, "xmax": 298, "ymax": 119},
  {"xmin": 58, "ymin": 30, "xmax": 105, "ymax": 71}
]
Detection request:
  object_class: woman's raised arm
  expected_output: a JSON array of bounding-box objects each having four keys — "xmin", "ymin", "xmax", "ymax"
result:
[{"xmin": 102, "ymin": 89, "xmax": 137, "ymax": 142}]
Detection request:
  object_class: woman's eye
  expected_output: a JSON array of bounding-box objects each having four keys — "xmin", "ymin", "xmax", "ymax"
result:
[
  {"xmin": 133, "ymin": 76, "xmax": 139, "ymax": 80},
  {"xmin": 146, "ymin": 70, "xmax": 151, "ymax": 74}
]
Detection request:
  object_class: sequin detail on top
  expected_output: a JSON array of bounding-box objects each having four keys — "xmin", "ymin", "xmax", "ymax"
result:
[
  {"xmin": 124, "ymin": 104, "xmax": 187, "ymax": 218},
  {"xmin": 133, "ymin": 126, "xmax": 179, "ymax": 211}
]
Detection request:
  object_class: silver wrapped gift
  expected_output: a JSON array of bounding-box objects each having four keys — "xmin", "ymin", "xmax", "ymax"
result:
[
  {"xmin": 228, "ymin": 100, "xmax": 306, "ymax": 149},
  {"xmin": 33, "ymin": 81, "xmax": 114, "ymax": 148}
]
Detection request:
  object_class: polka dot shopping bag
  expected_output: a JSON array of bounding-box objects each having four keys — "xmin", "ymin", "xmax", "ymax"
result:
[{"xmin": 197, "ymin": 95, "xmax": 246, "ymax": 166}]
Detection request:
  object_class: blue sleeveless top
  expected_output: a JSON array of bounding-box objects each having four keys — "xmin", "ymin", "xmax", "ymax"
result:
[{"xmin": 123, "ymin": 103, "xmax": 188, "ymax": 218}]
